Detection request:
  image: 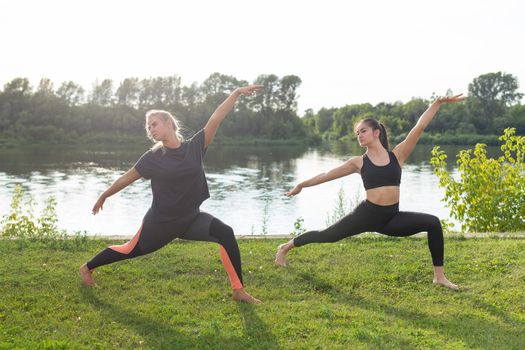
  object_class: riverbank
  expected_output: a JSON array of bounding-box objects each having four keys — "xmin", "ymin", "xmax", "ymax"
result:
[
  {"xmin": 0, "ymin": 135, "xmax": 314, "ymax": 149},
  {"xmin": 0, "ymin": 131, "xmax": 506, "ymax": 149},
  {"xmin": 1, "ymin": 237, "xmax": 523, "ymax": 349},
  {"xmin": 59, "ymin": 231, "xmax": 525, "ymax": 240}
]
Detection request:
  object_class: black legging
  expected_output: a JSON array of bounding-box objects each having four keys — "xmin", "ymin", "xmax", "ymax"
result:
[
  {"xmin": 86, "ymin": 213, "xmax": 244, "ymax": 289},
  {"xmin": 294, "ymin": 200, "xmax": 444, "ymax": 266}
]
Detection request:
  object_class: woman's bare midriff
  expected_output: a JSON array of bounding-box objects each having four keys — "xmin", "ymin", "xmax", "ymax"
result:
[{"xmin": 365, "ymin": 186, "xmax": 400, "ymax": 206}]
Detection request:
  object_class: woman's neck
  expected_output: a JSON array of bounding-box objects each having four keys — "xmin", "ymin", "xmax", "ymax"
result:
[
  {"xmin": 365, "ymin": 142, "xmax": 386, "ymax": 156},
  {"xmin": 162, "ymin": 135, "xmax": 181, "ymax": 149}
]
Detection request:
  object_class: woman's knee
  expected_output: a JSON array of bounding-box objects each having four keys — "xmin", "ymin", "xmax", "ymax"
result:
[
  {"xmin": 429, "ymin": 215, "xmax": 441, "ymax": 229},
  {"xmin": 210, "ymin": 219, "xmax": 235, "ymax": 240},
  {"xmin": 425, "ymin": 215, "xmax": 443, "ymax": 236},
  {"xmin": 221, "ymin": 225, "xmax": 235, "ymax": 239}
]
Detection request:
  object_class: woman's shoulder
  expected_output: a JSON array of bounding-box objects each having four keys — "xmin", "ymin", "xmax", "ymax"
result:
[
  {"xmin": 144, "ymin": 148, "xmax": 159, "ymax": 157},
  {"xmin": 354, "ymin": 154, "xmax": 365, "ymax": 162},
  {"xmin": 348, "ymin": 155, "xmax": 364, "ymax": 171},
  {"xmin": 139, "ymin": 148, "xmax": 165, "ymax": 161}
]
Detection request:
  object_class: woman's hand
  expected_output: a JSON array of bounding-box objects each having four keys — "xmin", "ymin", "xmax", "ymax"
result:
[
  {"xmin": 434, "ymin": 93, "xmax": 467, "ymax": 105},
  {"xmin": 234, "ymin": 85, "xmax": 264, "ymax": 96},
  {"xmin": 285, "ymin": 184, "xmax": 303, "ymax": 197},
  {"xmin": 92, "ymin": 196, "xmax": 106, "ymax": 215}
]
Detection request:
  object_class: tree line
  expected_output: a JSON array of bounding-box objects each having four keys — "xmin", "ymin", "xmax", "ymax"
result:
[
  {"xmin": 0, "ymin": 71, "xmax": 523, "ymax": 146},
  {"xmin": 303, "ymin": 72, "xmax": 524, "ymax": 145},
  {"xmin": 0, "ymin": 73, "xmax": 309, "ymax": 145}
]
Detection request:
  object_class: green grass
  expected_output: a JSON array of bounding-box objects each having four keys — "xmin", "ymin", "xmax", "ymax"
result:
[{"xmin": 1, "ymin": 236, "xmax": 524, "ymax": 349}]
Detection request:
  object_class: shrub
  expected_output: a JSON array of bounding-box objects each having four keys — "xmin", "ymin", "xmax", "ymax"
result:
[
  {"xmin": 430, "ymin": 128, "xmax": 525, "ymax": 232},
  {"xmin": 0, "ymin": 185, "xmax": 87, "ymax": 249},
  {"xmin": 290, "ymin": 217, "xmax": 306, "ymax": 236},
  {"xmin": 326, "ymin": 185, "xmax": 362, "ymax": 226}
]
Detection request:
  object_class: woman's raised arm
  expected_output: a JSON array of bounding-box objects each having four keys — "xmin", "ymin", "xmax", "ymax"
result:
[
  {"xmin": 203, "ymin": 85, "xmax": 263, "ymax": 148},
  {"xmin": 393, "ymin": 94, "xmax": 466, "ymax": 164}
]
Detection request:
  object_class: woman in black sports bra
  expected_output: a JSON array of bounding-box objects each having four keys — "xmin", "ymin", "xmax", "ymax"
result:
[{"xmin": 275, "ymin": 94, "xmax": 466, "ymax": 290}]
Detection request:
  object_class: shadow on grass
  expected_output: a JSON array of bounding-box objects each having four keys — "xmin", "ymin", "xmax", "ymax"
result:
[
  {"xmin": 237, "ymin": 303, "xmax": 281, "ymax": 350},
  {"xmin": 296, "ymin": 271, "xmax": 524, "ymax": 350},
  {"xmin": 79, "ymin": 286, "xmax": 279, "ymax": 350}
]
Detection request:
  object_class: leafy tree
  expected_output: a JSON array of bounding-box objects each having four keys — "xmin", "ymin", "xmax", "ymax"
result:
[
  {"xmin": 277, "ymin": 75, "xmax": 301, "ymax": 112},
  {"xmin": 331, "ymin": 103, "xmax": 373, "ymax": 139},
  {"xmin": 56, "ymin": 81, "xmax": 85, "ymax": 106},
  {"xmin": 507, "ymin": 104, "xmax": 525, "ymax": 134},
  {"xmin": 89, "ymin": 79, "xmax": 114, "ymax": 106},
  {"xmin": 251, "ymin": 74, "xmax": 279, "ymax": 113},
  {"xmin": 314, "ymin": 107, "xmax": 336, "ymax": 134},
  {"xmin": 116, "ymin": 77, "xmax": 140, "ymax": 107},
  {"xmin": 3, "ymin": 78, "xmax": 32, "ymax": 95},
  {"xmin": 36, "ymin": 78, "xmax": 55, "ymax": 96},
  {"xmin": 0, "ymin": 78, "xmax": 33, "ymax": 135},
  {"xmin": 467, "ymin": 72, "xmax": 523, "ymax": 134}
]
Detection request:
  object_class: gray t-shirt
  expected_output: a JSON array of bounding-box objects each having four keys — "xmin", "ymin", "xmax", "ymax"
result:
[{"xmin": 134, "ymin": 129, "xmax": 210, "ymax": 222}]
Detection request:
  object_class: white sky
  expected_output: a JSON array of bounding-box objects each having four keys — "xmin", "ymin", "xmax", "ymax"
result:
[{"xmin": 1, "ymin": 0, "xmax": 524, "ymax": 114}]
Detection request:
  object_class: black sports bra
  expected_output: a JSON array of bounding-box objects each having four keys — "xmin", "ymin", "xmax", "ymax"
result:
[{"xmin": 360, "ymin": 151, "xmax": 401, "ymax": 190}]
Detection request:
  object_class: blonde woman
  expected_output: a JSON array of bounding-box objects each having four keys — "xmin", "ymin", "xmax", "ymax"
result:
[{"xmin": 80, "ymin": 85, "xmax": 263, "ymax": 304}]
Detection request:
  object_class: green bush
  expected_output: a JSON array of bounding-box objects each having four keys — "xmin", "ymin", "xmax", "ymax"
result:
[
  {"xmin": 430, "ymin": 128, "xmax": 525, "ymax": 232},
  {"xmin": 0, "ymin": 185, "xmax": 88, "ymax": 249},
  {"xmin": 1, "ymin": 185, "xmax": 40, "ymax": 239}
]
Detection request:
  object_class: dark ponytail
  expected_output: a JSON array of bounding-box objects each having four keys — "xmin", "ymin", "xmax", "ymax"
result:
[
  {"xmin": 378, "ymin": 123, "xmax": 389, "ymax": 150},
  {"xmin": 358, "ymin": 118, "xmax": 389, "ymax": 150}
]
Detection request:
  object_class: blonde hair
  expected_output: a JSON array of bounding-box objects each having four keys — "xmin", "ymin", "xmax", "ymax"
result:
[{"xmin": 145, "ymin": 110, "xmax": 184, "ymax": 152}]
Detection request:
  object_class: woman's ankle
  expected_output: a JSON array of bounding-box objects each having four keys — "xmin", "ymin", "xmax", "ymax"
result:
[{"xmin": 281, "ymin": 240, "xmax": 294, "ymax": 252}]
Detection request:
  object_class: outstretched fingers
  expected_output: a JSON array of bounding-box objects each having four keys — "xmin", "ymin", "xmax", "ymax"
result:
[
  {"xmin": 437, "ymin": 93, "xmax": 467, "ymax": 104},
  {"xmin": 238, "ymin": 84, "xmax": 264, "ymax": 96}
]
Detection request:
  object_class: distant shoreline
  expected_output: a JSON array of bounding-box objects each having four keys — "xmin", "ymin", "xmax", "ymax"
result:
[{"xmin": 0, "ymin": 132, "xmax": 505, "ymax": 149}]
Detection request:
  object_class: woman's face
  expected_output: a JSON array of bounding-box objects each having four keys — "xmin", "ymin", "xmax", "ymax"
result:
[
  {"xmin": 147, "ymin": 115, "xmax": 170, "ymax": 141},
  {"xmin": 355, "ymin": 122, "xmax": 377, "ymax": 147}
]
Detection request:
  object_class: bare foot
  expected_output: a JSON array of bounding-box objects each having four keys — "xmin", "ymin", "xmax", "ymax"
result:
[
  {"xmin": 433, "ymin": 278, "xmax": 459, "ymax": 290},
  {"xmin": 275, "ymin": 244, "xmax": 289, "ymax": 267},
  {"xmin": 232, "ymin": 288, "xmax": 261, "ymax": 304},
  {"xmin": 79, "ymin": 264, "xmax": 96, "ymax": 286}
]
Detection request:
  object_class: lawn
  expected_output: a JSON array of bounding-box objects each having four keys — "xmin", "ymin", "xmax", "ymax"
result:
[{"xmin": 1, "ymin": 236, "xmax": 524, "ymax": 349}]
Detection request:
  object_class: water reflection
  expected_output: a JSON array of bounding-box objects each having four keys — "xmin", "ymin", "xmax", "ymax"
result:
[{"xmin": 0, "ymin": 143, "xmax": 500, "ymax": 236}]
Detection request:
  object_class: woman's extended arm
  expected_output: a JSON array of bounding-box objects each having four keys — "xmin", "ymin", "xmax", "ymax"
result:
[
  {"xmin": 92, "ymin": 168, "xmax": 142, "ymax": 215},
  {"xmin": 286, "ymin": 157, "xmax": 361, "ymax": 196},
  {"xmin": 393, "ymin": 94, "xmax": 466, "ymax": 164},
  {"xmin": 203, "ymin": 85, "xmax": 263, "ymax": 148}
]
